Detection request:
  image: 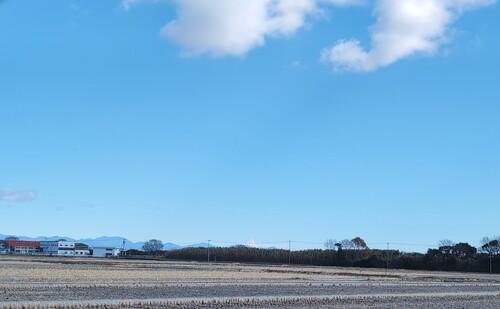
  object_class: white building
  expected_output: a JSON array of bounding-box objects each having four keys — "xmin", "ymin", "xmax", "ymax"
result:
[
  {"xmin": 58, "ymin": 240, "xmax": 76, "ymax": 256},
  {"xmin": 92, "ymin": 247, "xmax": 122, "ymax": 257},
  {"xmin": 40, "ymin": 240, "xmax": 76, "ymax": 256},
  {"xmin": 75, "ymin": 243, "xmax": 91, "ymax": 256}
]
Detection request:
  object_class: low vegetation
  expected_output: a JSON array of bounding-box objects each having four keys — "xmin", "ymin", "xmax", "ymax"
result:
[
  {"xmin": 129, "ymin": 243, "xmax": 500, "ymax": 274},
  {"xmin": 1, "ymin": 256, "xmax": 499, "ymax": 308}
]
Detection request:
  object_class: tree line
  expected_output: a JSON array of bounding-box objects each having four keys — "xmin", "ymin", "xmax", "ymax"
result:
[{"xmin": 131, "ymin": 236, "xmax": 500, "ymax": 274}]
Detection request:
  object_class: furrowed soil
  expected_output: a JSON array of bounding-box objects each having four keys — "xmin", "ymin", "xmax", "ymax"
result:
[{"xmin": 0, "ymin": 256, "xmax": 499, "ymax": 308}]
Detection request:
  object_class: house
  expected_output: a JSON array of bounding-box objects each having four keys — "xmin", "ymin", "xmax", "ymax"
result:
[
  {"xmin": 75, "ymin": 243, "xmax": 90, "ymax": 256},
  {"xmin": 40, "ymin": 239, "xmax": 76, "ymax": 256},
  {"xmin": 92, "ymin": 247, "xmax": 122, "ymax": 258},
  {"xmin": 0, "ymin": 241, "xmax": 9, "ymax": 254},
  {"xmin": 4, "ymin": 240, "xmax": 41, "ymax": 255}
]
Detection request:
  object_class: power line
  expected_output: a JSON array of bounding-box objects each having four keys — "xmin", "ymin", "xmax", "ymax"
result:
[
  {"xmin": 389, "ymin": 242, "xmax": 436, "ymax": 247},
  {"xmin": 142, "ymin": 238, "xmax": 441, "ymax": 252},
  {"xmin": 290, "ymin": 240, "xmax": 324, "ymax": 245}
]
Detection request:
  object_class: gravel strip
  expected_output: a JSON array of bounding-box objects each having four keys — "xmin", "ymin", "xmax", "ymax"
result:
[
  {"xmin": 1, "ymin": 293, "xmax": 500, "ymax": 309},
  {"xmin": 1, "ymin": 283, "xmax": 499, "ymax": 302}
]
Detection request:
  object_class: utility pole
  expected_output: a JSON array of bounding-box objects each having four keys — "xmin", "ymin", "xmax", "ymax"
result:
[
  {"xmin": 288, "ymin": 241, "xmax": 291, "ymax": 265},
  {"xmin": 121, "ymin": 239, "xmax": 126, "ymax": 257},
  {"xmin": 207, "ymin": 240, "xmax": 211, "ymax": 263},
  {"xmin": 490, "ymin": 253, "xmax": 493, "ymax": 274},
  {"xmin": 386, "ymin": 242, "xmax": 390, "ymax": 272}
]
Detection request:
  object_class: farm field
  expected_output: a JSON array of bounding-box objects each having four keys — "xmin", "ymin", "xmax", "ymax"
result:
[{"xmin": 0, "ymin": 256, "xmax": 499, "ymax": 308}]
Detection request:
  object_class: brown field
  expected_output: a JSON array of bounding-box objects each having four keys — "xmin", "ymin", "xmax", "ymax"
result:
[{"xmin": 0, "ymin": 255, "xmax": 499, "ymax": 308}]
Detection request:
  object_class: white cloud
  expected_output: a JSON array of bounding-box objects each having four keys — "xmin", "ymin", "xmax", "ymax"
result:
[
  {"xmin": 161, "ymin": 0, "xmax": 315, "ymax": 56},
  {"xmin": 161, "ymin": 0, "xmax": 363, "ymax": 57},
  {"xmin": 322, "ymin": 0, "xmax": 496, "ymax": 72},
  {"xmin": 0, "ymin": 189, "xmax": 37, "ymax": 203},
  {"xmin": 123, "ymin": 0, "xmax": 496, "ymax": 69}
]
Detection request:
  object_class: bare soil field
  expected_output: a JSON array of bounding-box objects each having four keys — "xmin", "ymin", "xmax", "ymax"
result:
[{"xmin": 0, "ymin": 256, "xmax": 499, "ymax": 308}]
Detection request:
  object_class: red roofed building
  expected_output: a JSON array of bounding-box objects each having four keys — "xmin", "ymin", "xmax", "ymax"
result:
[{"xmin": 4, "ymin": 240, "xmax": 41, "ymax": 255}]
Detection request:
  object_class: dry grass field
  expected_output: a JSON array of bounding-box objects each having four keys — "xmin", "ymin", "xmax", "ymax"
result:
[{"xmin": 0, "ymin": 255, "xmax": 499, "ymax": 308}]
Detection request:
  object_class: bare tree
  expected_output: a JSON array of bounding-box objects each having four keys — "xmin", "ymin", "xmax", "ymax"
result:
[
  {"xmin": 439, "ymin": 239, "xmax": 455, "ymax": 247},
  {"xmin": 480, "ymin": 236, "xmax": 500, "ymax": 274},
  {"xmin": 142, "ymin": 239, "xmax": 164, "ymax": 256},
  {"xmin": 324, "ymin": 238, "xmax": 338, "ymax": 250},
  {"xmin": 438, "ymin": 239, "xmax": 455, "ymax": 255},
  {"xmin": 340, "ymin": 239, "xmax": 355, "ymax": 250}
]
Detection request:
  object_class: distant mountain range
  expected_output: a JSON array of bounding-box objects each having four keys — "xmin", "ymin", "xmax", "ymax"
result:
[
  {"xmin": 0, "ymin": 234, "xmax": 145, "ymax": 250},
  {"xmin": 0, "ymin": 234, "xmax": 279, "ymax": 251}
]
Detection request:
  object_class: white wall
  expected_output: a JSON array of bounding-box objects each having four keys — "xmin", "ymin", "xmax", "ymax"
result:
[{"xmin": 92, "ymin": 247, "xmax": 121, "ymax": 257}]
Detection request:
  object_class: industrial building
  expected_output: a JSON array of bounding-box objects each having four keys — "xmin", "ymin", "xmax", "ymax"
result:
[
  {"xmin": 2, "ymin": 240, "xmax": 41, "ymax": 255},
  {"xmin": 40, "ymin": 240, "xmax": 77, "ymax": 256},
  {"xmin": 1, "ymin": 237, "xmax": 122, "ymax": 257}
]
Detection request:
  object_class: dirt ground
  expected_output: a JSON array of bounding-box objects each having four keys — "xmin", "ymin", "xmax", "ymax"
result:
[{"xmin": 0, "ymin": 256, "xmax": 499, "ymax": 308}]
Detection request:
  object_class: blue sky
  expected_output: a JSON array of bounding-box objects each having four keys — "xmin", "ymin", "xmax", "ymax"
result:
[{"xmin": 1, "ymin": 0, "xmax": 499, "ymax": 251}]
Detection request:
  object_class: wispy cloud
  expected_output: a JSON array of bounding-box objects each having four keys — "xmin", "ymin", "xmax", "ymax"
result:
[
  {"xmin": 121, "ymin": 0, "xmax": 165, "ymax": 11},
  {"xmin": 122, "ymin": 0, "xmax": 144, "ymax": 11},
  {"xmin": 321, "ymin": 0, "xmax": 497, "ymax": 72},
  {"xmin": 0, "ymin": 189, "xmax": 37, "ymax": 203}
]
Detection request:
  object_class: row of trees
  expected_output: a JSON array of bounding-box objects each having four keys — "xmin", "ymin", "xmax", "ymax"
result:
[{"xmin": 136, "ymin": 236, "xmax": 500, "ymax": 274}]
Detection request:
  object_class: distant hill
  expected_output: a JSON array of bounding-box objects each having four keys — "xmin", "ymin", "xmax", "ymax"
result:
[
  {"xmin": 232, "ymin": 239, "xmax": 283, "ymax": 250},
  {"xmin": 163, "ymin": 242, "xmax": 183, "ymax": 250},
  {"xmin": 185, "ymin": 242, "xmax": 210, "ymax": 248}
]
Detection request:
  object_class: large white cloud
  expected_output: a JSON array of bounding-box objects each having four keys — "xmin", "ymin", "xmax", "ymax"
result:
[
  {"xmin": 161, "ymin": 0, "xmax": 319, "ymax": 57},
  {"xmin": 158, "ymin": 0, "xmax": 365, "ymax": 57},
  {"xmin": 0, "ymin": 189, "xmax": 37, "ymax": 203},
  {"xmin": 322, "ymin": 0, "xmax": 496, "ymax": 72},
  {"xmin": 123, "ymin": 0, "xmax": 496, "ymax": 71}
]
